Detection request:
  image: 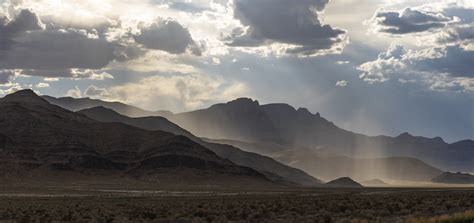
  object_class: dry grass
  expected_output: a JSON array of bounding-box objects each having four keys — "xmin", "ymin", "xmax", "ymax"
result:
[
  {"xmin": 0, "ymin": 188, "xmax": 472, "ymax": 222},
  {"xmin": 405, "ymin": 210, "xmax": 474, "ymax": 223}
]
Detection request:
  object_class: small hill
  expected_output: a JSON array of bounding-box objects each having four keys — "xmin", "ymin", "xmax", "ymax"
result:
[
  {"xmin": 432, "ymin": 172, "xmax": 474, "ymax": 184},
  {"xmin": 325, "ymin": 177, "xmax": 363, "ymax": 188},
  {"xmin": 362, "ymin": 179, "xmax": 388, "ymax": 186}
]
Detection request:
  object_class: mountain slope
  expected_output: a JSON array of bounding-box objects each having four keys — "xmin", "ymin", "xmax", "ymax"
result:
[
  {"xmin": 43, "ymin": 96, "xmax": 473, "ymax": 173},
  {"xmin": 169, "ymin": 98, "xmax": 473, "ymax": 172},
  {"xmin": 78, "ymin": 106, "xmax": 322, "ymax": 186},
  {"xmin": 432, "ymin": 172, "xmax": 474, "ymax": 184},
  {"xmin": 205, "ymin": 138, "xmax": 443, "ymax": 182},
  {"xmin": 272, "ymin": 150, "xmax": 443, "ymax": 182},
  {"xmin": 0, "ymin": 90, "xmax": 273, "ymax": 187},
  {"xmin": 42, "ymin": 95, "xmax": 172, "ymax": 117}
]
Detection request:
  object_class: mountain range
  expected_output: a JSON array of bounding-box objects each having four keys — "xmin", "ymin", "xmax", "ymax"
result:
[
  {"xmin": 41, "ymin": 95, "xmax": 471, "ymax": 182},
  {"xmin": 166, "ymin": 98, "xmax": 473, "ymax": 173},
  {"xmin": 0, "ymin": 90, "xmax": 276, "ymax": 188},
  {"xmin": 77, "ymin": 106, "xmax": 322, "ymax": 186}
]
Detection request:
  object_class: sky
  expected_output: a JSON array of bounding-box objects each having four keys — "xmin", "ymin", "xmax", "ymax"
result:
[{"xmin": 0, "ymin": 0, "xmax": 472, "ymax": 142}]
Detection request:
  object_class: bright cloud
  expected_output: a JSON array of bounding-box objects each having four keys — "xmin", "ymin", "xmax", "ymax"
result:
[{"xmin": 106, "ymin": 73, "xmax": 249, "ymax": 112}]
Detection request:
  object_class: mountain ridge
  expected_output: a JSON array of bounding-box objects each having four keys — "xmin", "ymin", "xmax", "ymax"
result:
[
  {"xmin": 78, "ymin": 106, "xmax": 323, "ymax": 186},
  {"xmin": 43, "ymin": 95, "xmax": 474, "ymax": 173},
  {"xmin": 0, "ymin": 90, "xmax": 275, "ymax": 188}
]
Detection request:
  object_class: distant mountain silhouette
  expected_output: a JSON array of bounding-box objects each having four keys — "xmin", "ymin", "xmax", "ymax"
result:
[
  {"xmin": 361, "ymin": 179, "xmax": 388, "ymax": 186},
  {"xmin": 43, "ymin": 95, "xmax": 172, "ymax": 117},
  {"xmin": 272, "ymin": 150, "xmax": 442, "ymax": 182},
  {"xmin": 432, "ymin": 172, "xmax": 474, "ymax": 184},
  {"xmin": 78, "ymin": 106, "xmax": 322, "ymax": 186},
  {"xmin": 325, "ymin": 177, "xmax": 363, "ymax": 188},
  {"xmin": 168, "ymin": 98, "xmax": 473, "ymax": 173},
  {"xmin": 204, "ymin": 138, "xmax": 442, "ymax": 181},
  {"xmin": 43, "ymin": 96, "xmax": 474, "ymax": 173},
  {"xmin": 0, "ymin": 90, "xmax": 274, "ymax": 187}
]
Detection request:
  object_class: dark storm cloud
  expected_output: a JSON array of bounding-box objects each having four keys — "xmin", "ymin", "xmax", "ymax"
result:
[
  {"xmin": 411, "ymin": 46, "xmax": 474, "ymax": 78},
  {"xmin": 134, "ymin": 18, "xmax": 202, "ymax": 55},
  {"xmin": 0, "ymin": 9, "xmax": 142, "ymax": 79},
  {"xmin": 372, "ymin": 8, "xmax": 452, "ymax": 34},
  {"xmin": 0, "ymin": 9, "xmax": 42, "ymax": 50},
  {"xmin": 0, "ymin": 70, "xmax": 16, "ymax": 85},
  {"xmin": 0, "ymin": 29, "xmax": 117, "ymax": 70},
  {"xmin": 442, "ymin": 6, "xmax": 474, "ymax": 23},
  {"xmin": 437, "ymin": 6, "xmax": 474, "ymax": 45},
  {"xmin": 226, "ymin": 0, "xmax": 347, "ymax": 56},
  {"xmin": 359, "ymin": 44, "xmax": 474, "ymax": 92}
]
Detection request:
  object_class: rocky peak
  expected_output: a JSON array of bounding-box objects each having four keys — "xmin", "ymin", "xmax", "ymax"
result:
[
  {"xmin": 296, "ymin": 107, "xmax": 313, "ymax": 116},
  {"xmin": 211, "ymin": 97, "xmax": 259, "ymax": 112},
  {"xmin": 262, "ymin": 103, "xmax": 296, "ymax": 114},
  {"xmin": 396, "ymin": 132, "xmax": 414, "ymax": 140},
  {"xmin": 229, "ymin": 97, "xmax": 259, "ymax": 106}
]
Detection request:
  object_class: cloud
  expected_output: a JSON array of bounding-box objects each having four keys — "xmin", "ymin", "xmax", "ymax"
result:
[
  {"xmin": 110, "ymin": 51, "xmax": 198, "ymax": 73},
  {"xmin": 358, "ymin": 44, "xmax": 474, "ymax": 92},
  {"xmin": 43, "ymin": 77, "xmax": 59, "ymax": 82},
  {"xmin": 369, "ymin": 7, "xmax": 452, "ymax": 35},
  {"xmin": 0, "ymin": 83, "xmax": 23, "ymax": 96},
  {"xmin": 168, "ymin": 1, "xmax": 211, "ymax": 13},
  {"xmin": 19, "ymin": 69, "xmax": 114, "ymax": 80},
  {"xmin": 84, "ymin": 85, "xmax": 110, "ymax": 98},
  {"xmin": 133, "ymin": 18, "xmax": 203, "ymax": 55},
  {"xmin": 65, "ymin": 86, "xmax": 82, "ymax": 98},
  {"xmin": 212, "ymin": 57, "xmax": 221, "ymax": 65},
  {"xmin": 335, "ymin": 80, "xmax": 348, "ymax": 87},
  {"xmin": 107, "ymin": 73, "xmax": 249, "ymax": 112},
  {"xmin": 360, "ymin": 3, "xmax": 474, "ymax": 92},
  {"xmin": 35, "ymin": 82, "xmax": 49, "ymax": 88},
  {"xmin": 0, "ymin": 27, "xmax": 117, "ymax": 70},
  {"xmin": 0, "ymin": 8, "xmax": 43, "ymax": 36},
  {"xmin": 335, "ymin": 61, "xmax": 350, "ymax": 65},
  {"xmin": 0, "ymin": 70, "xmax": 17, "ymax": 85},
  {"xmin": 358, "ymin": 44, "xmax": 407, "ymax": 83},
  {"xmin": 436, "ymin": 23, "xmax": 474, "ymax": 49},
  {"xmin": 225, "ymin": 0, "xmax": 347, "ymax": 56},
  {"xmin": 0, "ymin": 8, "xmax": 142, "ymax": 79},
  {"xmin": 433, "ymin": 4, "xmax": 474, "ymax": 49}
]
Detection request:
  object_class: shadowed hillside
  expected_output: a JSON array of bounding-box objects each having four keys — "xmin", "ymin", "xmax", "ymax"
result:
[
  {"xmin": 432, "ymin": 172, "xmax": 474, "ymax": 184},
  {"xmin": 79, "ymin": 106, "xmax": 322, "ymax": 186},
  {"xmin": 0, "ymin": 90, "xmax": 274, "ymax": 187},
  {"xmin": 43, "ymin": 95, "xmax": 473, "ymax": 178}
]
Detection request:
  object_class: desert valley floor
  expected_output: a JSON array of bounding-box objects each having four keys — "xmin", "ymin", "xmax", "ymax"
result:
[{"xmin": 0, "ymin": 186, "xmax": 473, "ymax": 223}]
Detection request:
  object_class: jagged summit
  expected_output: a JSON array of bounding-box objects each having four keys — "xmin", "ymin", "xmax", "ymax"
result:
[
  {"xmin": 211, "ymin": 97, "xmax": 259, "ymax": 111},
  {"xmin": 1, "ymin": 89, "xmax": 48, "ymax": 104}
]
